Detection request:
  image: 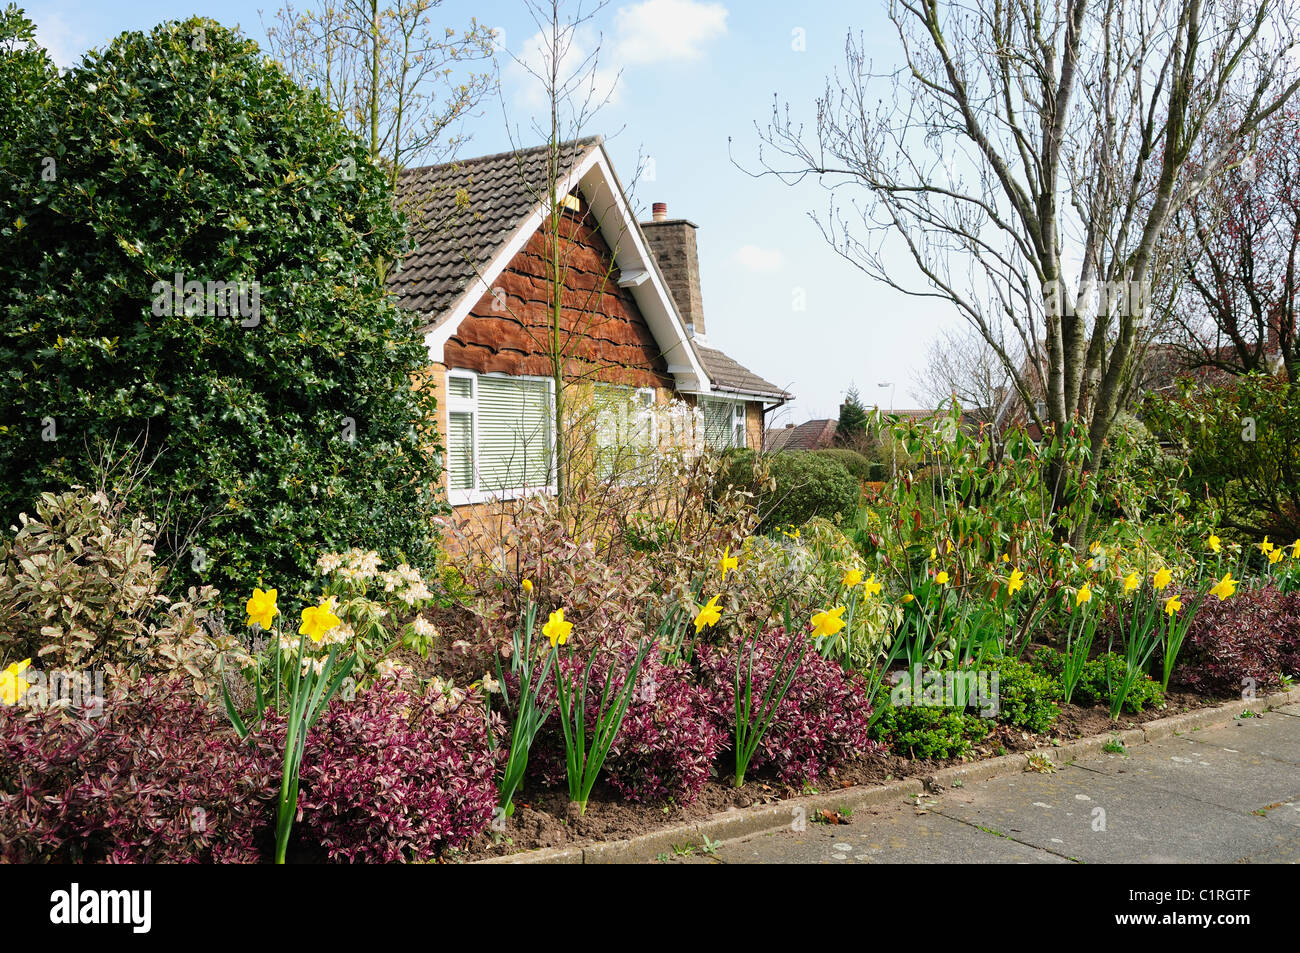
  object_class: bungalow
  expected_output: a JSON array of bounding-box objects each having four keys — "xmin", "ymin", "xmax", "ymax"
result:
[{"xmin": 388, "ymin": 136, "xmax": 789, "ymax": 522}]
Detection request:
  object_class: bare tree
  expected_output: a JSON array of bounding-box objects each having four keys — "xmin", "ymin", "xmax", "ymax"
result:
[
  {"xmin": 1163, "ymin": 105, "xmax": 1300, "ymax": 381},
  {"xmin": 743, "ymin": 0, "xmax": 1300, "ymax": 532},
  {"xmin": 266, "ymin": 0, "xmax": 495, "ymax": 190},
  {"xmin": 912, "ymin": 324, "xmax": 1014, "ymax": 429},
  {"xmin": 491, "ymin": 0, "xmax": 633, "ymax": 506}
]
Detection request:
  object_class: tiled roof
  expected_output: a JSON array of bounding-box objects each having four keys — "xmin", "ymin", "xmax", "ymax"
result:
[
  {"xmin": 388, "ymin": 137, "xmax": 602, "ymax": 328},
  {"xmin": 765, "ymin": 418, "xmax": 837, "ymax": 451},
  {"xmin": 695, "ymin": 344, "xmax": 790, "ymax": 400}
]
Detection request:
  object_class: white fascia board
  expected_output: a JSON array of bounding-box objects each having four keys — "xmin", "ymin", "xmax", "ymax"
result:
[{"xmin": 578, "ymin": 146, "xmax": 711, "ymax": 393}]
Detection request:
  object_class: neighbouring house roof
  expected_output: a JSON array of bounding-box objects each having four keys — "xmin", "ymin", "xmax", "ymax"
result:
[
  {"xmin": 389, "ymin": 138, "xmax": 788, "ymax": 405},
  {"xmin": 765, "ymin": 419, "xmax": 838, "ymax": 451}
]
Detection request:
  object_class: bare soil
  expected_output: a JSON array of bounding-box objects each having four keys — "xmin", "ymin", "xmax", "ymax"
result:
[{"xmin": 458, "ymin": 689, "xmax": 1232, "ymax": 862}]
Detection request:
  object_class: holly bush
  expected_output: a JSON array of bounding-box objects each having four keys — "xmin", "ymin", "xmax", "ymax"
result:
[{"xmin": 0, "ymin": 17, "xmax": 443, "ymax": 605}]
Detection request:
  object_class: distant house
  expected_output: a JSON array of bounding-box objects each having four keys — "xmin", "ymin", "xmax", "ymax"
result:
[
  {"xmin": 388, "ymin": 136, "xmax": 790, "ymax": 517},
  {"xmin": 766, "ymin": 407, "xmax": 938, "ymax": 453},
  {"xmin": 765, "ymin": 419, "xmax": 837, "ymax": 451}
]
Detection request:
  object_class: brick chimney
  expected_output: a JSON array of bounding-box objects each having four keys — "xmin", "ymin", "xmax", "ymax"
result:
[{"xmin": 641, "ymin": 203, "xmax": 705, "ymax": 339}]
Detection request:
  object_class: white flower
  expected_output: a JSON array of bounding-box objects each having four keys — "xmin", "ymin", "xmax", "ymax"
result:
[
  {"xmin": 301, "ymin": 657, "xmax": 325, "ymax": 677},
  {"xmin": 412, "ymin": 616, "xmax": 438, "ymax": 639},
  {"xmin": 317, "ymin": 552, "xmax": 344, "ymax": 575},
  {"xmin": 481, "ymin": 674, "xmax": 500, "ymax": 694},
  {"xmin": 399, "ymin": 580, "xmax": 433, "ymax": 606},
  {"xmin": 375, "ymin": 659, "xmax": 411, "ymax": 680}
]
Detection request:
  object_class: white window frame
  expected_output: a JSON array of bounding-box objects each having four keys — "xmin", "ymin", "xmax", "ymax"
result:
[
  {"xmin": 701, "ymin": 396, "xmax": 747, "ymax": 451},
  {"xmin": 445, "ymin": 368, "xmax": 556, "ymax": 506}
]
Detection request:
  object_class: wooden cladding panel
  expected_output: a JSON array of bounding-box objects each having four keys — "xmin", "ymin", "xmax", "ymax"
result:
[{"xmin": 445, "ymin": 204, "xmax": 675, "ymax": 390}]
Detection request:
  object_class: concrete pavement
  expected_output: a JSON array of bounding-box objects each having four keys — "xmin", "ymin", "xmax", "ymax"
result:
[{"xmin": 666, "ymin": 705, "xmax": 1300, "ymax": 864}]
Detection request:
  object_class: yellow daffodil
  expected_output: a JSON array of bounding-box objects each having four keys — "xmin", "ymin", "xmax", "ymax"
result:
[
  {"xmin": 1292, "ymin": 539, "xmax": 1300, "ymax": 559},
  {"xmin": 929, "ymin": 547, "xmax": 938, "ymax": 560},
  {"xmin": 1076, "ymin": 584, "xmax": 1092, "ymax": 606},
  {"xmin": 1164, "ymin": 595, "xmax": 1182, "ymax": 616},
  {"xmin": 1007, "ymin": 568, "xmax": 1025, "ymax": 596},
  {"xmin": 299, "ymin": 598, "xmax": 342, "ymax": 643},
  {"xmin": 841, "ymin": 568, "xmax": 864, "ymax": 588},
  {"xmin": 1260, "ymin": 536, "xmax": 1274, "ymax": 554},
  {"xmin": 1208, "ymin": 534, "xmax": 1221, "ymax": 554},
  {"xmin": 1001, "ymin": 553, "xmax": 1011, "ymax": 563},
  {"xmin": 902, "ymin": 593, "xmax": 915, "ymax": 604},
  {"xmin": 1209, "ymin": 572, "xmax": 1237, "ymax": 601},
  {"xmin": 693, "ymin": 595, "xmax": 722, "ymax": 634},
  {"xmin": 245, "ymin": 587, "xmax": 279, "ymax": 630},
  {"xmin": 522, "ymin": 579, "xmax": 533, "ymax": 594},
  {"xmin": 810, "ymin": 605, "xmax": 847, "ymax": 639},
  {"xmin": 1123, "ymin": 572, "xmax": 1139, "ymax": 596},
  {"xmin": 1090, "ymin": 541, "xmax": 1102, "ymax": 555},
  {"xmin": 946, "ymin": 540, "xmax": 955, "ymax": 553},
  {"xmin": 1269, "ymin": 547, "xmax": 1284, "ymax": 565},
  {"xmin": 0, "ymin": 659, "xmax": 32, "ymax": 706},
  {"xmin": 935, "ymin": 570, "xmax": 950, "ymax": 585},
  {"xmin": 1153, "ymin": 567, "xmax": 1173, "ymax": 591},
  {"xmin": 719, "ymin": 546, "xmax": 738, "ymax": 579},
  {"xmin": 543, "ymin": 608, "xmax": 573, "ymax": 647},
  {"xmin": 863, "ymin": 574, "xmax": 882, "ymax": 598}
]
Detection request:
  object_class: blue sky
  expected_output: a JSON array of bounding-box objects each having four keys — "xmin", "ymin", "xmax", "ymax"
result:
[{"xmin": 23, "ymin": 0, "xmax": 958, "ymax": 424}]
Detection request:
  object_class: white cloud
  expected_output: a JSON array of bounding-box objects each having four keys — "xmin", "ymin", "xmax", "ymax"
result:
[
  {"xmin": 506, "ymin": 25, "xmax": 623, "ymax": 113},
  {"xmin": 29, "ymin": 8, "xmax": 92, "ymax": 69},
  {"xmin": 614, "ymin": 0, "xmax": 728, "ymax": 65},
  {"xmin": 732, "ymin": 244, "xmax": 784, "ymax": 272}
]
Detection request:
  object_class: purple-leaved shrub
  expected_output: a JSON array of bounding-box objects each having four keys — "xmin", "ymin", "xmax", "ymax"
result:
[
  {"xmin": 0, "ymin": 677, "xmax": 272, "ymax": 863},
  {"xmin": 1174, "ymin": 586, "xmax": 1300, "ymax": 695},
  {"xmin": 697, "ymin": 627, "xmax": 882, "ymax": 784},
  {"xmin": 269, "ymin": 676, "xmax": 502, "ymax": 863}
]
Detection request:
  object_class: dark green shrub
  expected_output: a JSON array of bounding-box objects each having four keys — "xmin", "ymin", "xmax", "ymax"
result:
[
  {"xmin": 1031, "ymin": 648, "xmax": 1165, "ymax": 714},
  {"xmin": 1146, "ymin": 375, "xmax": 1300, "ymax": 539},
  {"xmin": 715, "ymin": 449, "xmax": 859, "ymax": 532},
  {"xmin": 988, "ymin": 657, "xmax": 1060, "ymax": 733},
  {"xmin": 869, "ymin": 702, "xmax": 989, "ymax": 759},
  {"xmin": 0, "ymin": 18, "xmax": 442, "ymax": 605},
  {"xmin": 811, "ymin": 448, "xmax": 874, "ymax": 483}
]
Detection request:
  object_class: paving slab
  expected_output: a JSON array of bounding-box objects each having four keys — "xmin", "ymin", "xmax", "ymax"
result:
[
  {"xmin": 668, "ymin": 797, "xmax": 1070, "ymax": 864},
  {"xmin": 1065, "ymin": 717, "xmax": 1300, "ymax": 825},
  {"xmin": 928, "ymin": 764, "xmax": 1299, "ymax": 863},
  {"xmin": 1186, "ymin": 710, "xmax": 1300, "ymax": 764}
]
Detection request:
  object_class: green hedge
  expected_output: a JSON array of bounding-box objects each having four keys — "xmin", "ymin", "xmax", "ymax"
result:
[
  {"xmin": 715, "ymin": 449, "xmax": 860, "ymax": 532},
  {"xmin": 810, "ymin": 448, "xmax": 874, "ymax": 483}
]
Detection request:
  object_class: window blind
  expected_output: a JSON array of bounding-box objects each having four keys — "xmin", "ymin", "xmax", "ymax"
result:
[{"xmin": 477, "ymin": 376, "xmax": 552, "ymax": 491}]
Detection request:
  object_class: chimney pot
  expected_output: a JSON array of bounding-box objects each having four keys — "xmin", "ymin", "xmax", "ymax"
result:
[{"xmin": 652, "ymin": 202, "xmax": 668, "ymax": 222}]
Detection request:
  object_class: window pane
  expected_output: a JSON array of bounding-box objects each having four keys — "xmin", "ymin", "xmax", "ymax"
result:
[
  {"xmin": 478, "ymin": 376, "xmax": 552, "ymax": 491},
  {"xmin": 448, "ymin": 376, "xmax": 473, "ymax": 400},
  {"xmin": 447, "ymin": 411, "xmax": 473, "ymax": 491}
]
